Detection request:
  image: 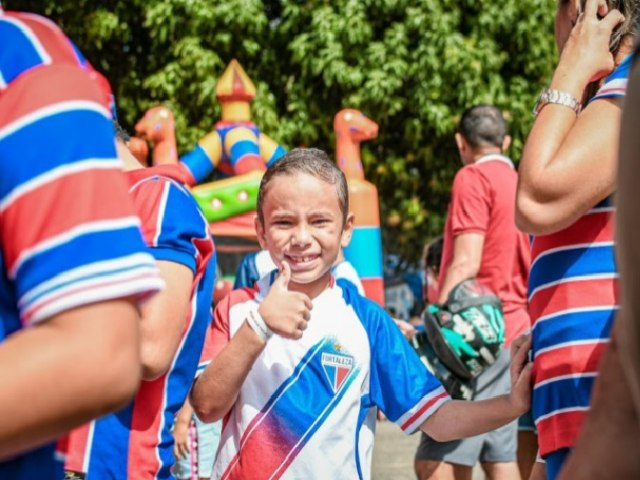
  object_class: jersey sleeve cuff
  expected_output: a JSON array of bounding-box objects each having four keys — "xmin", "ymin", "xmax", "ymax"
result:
[{"xmin": 397, "ymin": 387, "xmax": 450, "ymax": 435}]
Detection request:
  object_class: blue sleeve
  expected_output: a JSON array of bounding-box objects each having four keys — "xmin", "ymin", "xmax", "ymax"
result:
[
  {"xmin": 233, "ymin": 252, "xmax": 260, "ymax": 289},
  {"xmin": 344, "ymin": 289, "xmax": 449, "ymax": 434},
  {"xmin": 134, "ymin": 179, "xmax": 209, "ymax": 273}
]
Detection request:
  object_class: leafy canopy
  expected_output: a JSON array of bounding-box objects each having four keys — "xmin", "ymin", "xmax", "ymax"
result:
[{"xmin": 8, "ymin": 0, "xmax": 557, "ymax": 263}]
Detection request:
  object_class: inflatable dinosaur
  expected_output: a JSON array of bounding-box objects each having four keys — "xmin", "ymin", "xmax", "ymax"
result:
[
  {"xmin": 334, "ymin": 108, "xmax": 384, "ymax": 306},
  {"xmin": 133, "ymin": 106, "xmax": 178, "ymax": 165}
]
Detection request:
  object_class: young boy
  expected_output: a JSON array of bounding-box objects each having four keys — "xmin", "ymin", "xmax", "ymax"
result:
[{"xmin": 190, "ymin": 148, "xmax": 532, "ymax": 480}]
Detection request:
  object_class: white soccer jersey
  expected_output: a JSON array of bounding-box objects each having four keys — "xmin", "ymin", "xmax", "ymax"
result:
[{"xmin": 206, "ymin": 274, "xmax": 449, "ymax": 480}]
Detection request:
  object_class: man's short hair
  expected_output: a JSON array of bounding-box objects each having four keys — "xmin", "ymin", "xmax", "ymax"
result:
[{"xmin": 457, "ymin": 105, "xmax": 507, "ymax": 149}]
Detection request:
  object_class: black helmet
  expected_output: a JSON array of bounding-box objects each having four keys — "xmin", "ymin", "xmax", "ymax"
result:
[
  {"xmin": 411, "ymin": 331, "xmax": 474, "ymax": 400},
  {"xmin": 422, "ymin": 279, "xmax": 504, "ymax": 381}
]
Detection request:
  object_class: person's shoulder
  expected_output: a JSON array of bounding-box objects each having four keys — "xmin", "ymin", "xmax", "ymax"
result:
[
  {"xmin": 451, "ymin": 162, "xmax": 491, "ymax": 191},
  {"xmin": 337, "ymin": 282, "xmax": 390, "ymax": 322},
  {"xmin": 215, "ymin": 286, "xmax": 258, "ymax": 314}
]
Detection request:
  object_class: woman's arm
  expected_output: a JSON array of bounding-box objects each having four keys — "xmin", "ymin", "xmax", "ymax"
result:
[{"xmin": 517, "ymin": 2, "xmax": 625, "ymax": 234}]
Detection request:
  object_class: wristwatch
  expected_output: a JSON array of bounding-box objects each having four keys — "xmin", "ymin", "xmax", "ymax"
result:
[{"xmin": 533, "ymin": 88, "xmax": 582, "ymax": 117}]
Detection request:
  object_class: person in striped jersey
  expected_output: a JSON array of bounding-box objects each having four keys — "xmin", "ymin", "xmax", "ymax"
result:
[
  {"xmin": 557, "ymin": 29, "xmax": 640, "ymax": 480},
  {"xmin": 516, "ymin": 0, "xmax": 640, "ymax": 478},
  {"xmin": 191, "ymin": 148, "xmax": 533, "ymax": 480},
  {"xmin": 0, "ymin": 6, "xmax": 164, "ymax": 480},
  {"xmin": 65, "ymin": 128, "xmax": 217, "ymax": 479}
]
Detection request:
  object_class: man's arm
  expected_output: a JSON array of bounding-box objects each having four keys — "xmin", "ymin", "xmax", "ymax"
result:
[
  {"xmin": 0, "ymin": 300, "xmax": 141, "ymax": 459},
  {"xmin": 437, "ymin": 232, "xmax": 484, "ymax": 304},
  {"xmin": 420, "ymin": 334, "xmax": 532, "ymax": 442},
  {"xmin": 139, "ymin": 260, "xmax": 194, "ymax": 380}
]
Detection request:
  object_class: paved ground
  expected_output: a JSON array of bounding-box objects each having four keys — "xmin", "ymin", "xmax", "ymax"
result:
[
  {"xmin": 372, "ymin": 419, "xmax": 420, "ymax": 480},
  {"xmin": 372, "ymin": 420, "xmax": 484, "ymax": 480}
]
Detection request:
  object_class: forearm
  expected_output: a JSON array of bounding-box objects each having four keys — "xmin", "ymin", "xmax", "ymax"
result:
[
  {"xmin": 421, "ymin": 395, "xmax": 521, "ymax": 442},
  {"xmin": 139, "ymin": 261, "xmax": 194, "ymax": 380},
  {"xmin": 437, "ymin": 261, "xmax": 479, "ymax": 304},
  {"xmin": 0, "ymin": 301, "xmax": 141, "ymax": 459},
  {"xmin": 175, "ymin": 399, "xmax": 194, "ymax": 425},
  {"xmin": 191, "ymin": 321, "xmax": 265, "ymax": 422}
]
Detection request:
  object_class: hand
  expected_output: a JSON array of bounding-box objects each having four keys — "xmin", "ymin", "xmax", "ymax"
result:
[
  {"xmin": 393, "ymin": 318, "xmax": 417, "ymax": 340},
  {"xmin": 172, "ymin": 420, "xmax": 190, "ymax": 460},
  {"xmin": 507, "ymin": 333, "xmax": 533, "ymax": 415},
  {"xmin": 258, "ymin": 261, "xmax": 313, "ymax": 340},
  {"xmin": 554, "ymin": 0, "xmax": 625, "ymax": 92}
]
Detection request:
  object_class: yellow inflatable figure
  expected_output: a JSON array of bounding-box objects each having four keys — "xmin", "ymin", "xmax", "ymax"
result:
[{"xmin": 179, "ymin": 59, "xmax": 286, "ymax": 186}]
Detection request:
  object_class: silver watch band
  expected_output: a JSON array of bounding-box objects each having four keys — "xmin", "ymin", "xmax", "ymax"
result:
[{"xmin": 533, "ymin": 88, "xmax": 581, "ymax": 117}]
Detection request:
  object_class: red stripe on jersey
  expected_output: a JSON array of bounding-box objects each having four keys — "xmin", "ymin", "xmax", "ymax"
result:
[
  {"xmin": 534, "ymin": 342, "xmax": 607, "ymax": 386},
  {"xmin": 129, "ymin": 180, "xmax": 165, "ymax": 247},
  {"xmin": 531, "ymin": 211, "xmax": 613, "ymax": 261},
  {"xmin": 400, "ymin": 390, "xmax": 449, "ymax": 432},
  {"xmin": 65, "ymin": 423, "xmax": 93, "ymax": 473},
  {"xmin": 127, "ymin": 377, "xmax": 167, "ymax": 479},
  {"xmin": 3, "ymin": 169, "xmax": 135, "ymax": 273},
  {"xmin": 529, "ymin": 277, "xmax": 619, "ymax": 321},
  {"xmin": 536, "ymin": 410, "xmax": 587, "ymax": 457},
  {"xmin": 192, "ymin": 236, "xmax": 214, "ymax": 279},
  {"xmin": 0, "ymin": 63, "xmax": 108, "ymax": 130}
]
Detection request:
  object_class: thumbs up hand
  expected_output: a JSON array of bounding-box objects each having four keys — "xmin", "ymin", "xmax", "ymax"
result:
[{"xmin": 258, "ymin": 261, "xmax": 313, "ymax": 340}]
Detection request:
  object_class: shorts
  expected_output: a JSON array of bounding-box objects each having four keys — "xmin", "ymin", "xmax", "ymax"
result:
[
  {"xmin": 414, "ymin": 349, "xmax": 517, "ymax": 466},
  {"xmin": 518, "ymin": 408, "xmax": 537, "ymax": 433},
  {"xmin": 172, "ymin": 416, "xmax": 222, "ymax": 479}
]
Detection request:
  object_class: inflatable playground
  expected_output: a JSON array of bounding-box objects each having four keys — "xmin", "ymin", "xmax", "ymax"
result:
[{"xmin": 129, "ymin": 59, "xmax": 386, "ymax": 307}]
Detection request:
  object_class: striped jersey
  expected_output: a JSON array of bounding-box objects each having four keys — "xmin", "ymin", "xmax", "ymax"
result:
[
  {"xmin": 203, "ymin": 274, "xmax": 448, "ymax": 480},
  {"xmin": 0, "ymin": 8, "xmax": 162, "ymax": 479},
  {"xmin": 66, "ymin": 167, "xmax": 217, "ymax": 479},
  {"xmin": 529, "ymin": 56, "xmax": 630, "ymax": 457}
]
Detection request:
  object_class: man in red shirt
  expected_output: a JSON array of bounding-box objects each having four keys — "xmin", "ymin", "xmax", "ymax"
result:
[{"xmin": 414, "ymin": 105, "xmax": 531, "ymax": 480}]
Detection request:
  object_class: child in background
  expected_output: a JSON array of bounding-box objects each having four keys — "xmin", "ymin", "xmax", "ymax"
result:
[{"xmin": 190, "ymin": 148, "xmax": 532, "ymax": 480}]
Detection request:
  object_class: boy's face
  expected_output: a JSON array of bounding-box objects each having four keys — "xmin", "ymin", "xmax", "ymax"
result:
[{"xmin": 255, "ymin": 172, "xmax": 353, "ymax": 297}]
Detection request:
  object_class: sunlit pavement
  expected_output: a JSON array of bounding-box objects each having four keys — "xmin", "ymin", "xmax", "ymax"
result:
[{"xmin": 372, "ymin": 420, "xmax": 484, "ymax": 480}]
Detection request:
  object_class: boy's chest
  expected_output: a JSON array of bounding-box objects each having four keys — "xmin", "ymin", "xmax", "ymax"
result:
[{"xmin": 239, "ymin": 295, "xmax": 373, "ymax": 404}]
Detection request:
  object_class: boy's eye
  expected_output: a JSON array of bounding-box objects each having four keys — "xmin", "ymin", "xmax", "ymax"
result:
[{"xmin": 273, "ymin": 219, "xmax": 292, "ymax": 227}]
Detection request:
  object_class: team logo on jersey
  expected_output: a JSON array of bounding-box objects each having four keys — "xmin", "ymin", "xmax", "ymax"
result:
[{"xmin": 321, "ymin": 351, "xmax": 354, "ymax": 394}]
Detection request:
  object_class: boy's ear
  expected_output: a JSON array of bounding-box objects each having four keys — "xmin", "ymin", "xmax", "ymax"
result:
[
  {"xmin": 254, "ymin": 215, "xmax": 267, "ymax": 249},
  {"xmin": 340, "ymin": 212, "xmax": 355, "ymax": 248}
]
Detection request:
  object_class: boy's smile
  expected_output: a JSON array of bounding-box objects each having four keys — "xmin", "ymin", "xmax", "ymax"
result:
[{"xmin": 255, "ymin": 172, "xmax": 353, "ymax": 298}]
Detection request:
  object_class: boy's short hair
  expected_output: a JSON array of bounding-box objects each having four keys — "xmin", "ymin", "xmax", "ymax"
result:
[
  {"xmin": 457, "ymin": 105, "xmax": 507, "ymax": 149},
  {"xmin": 256, "ymin": 148, "xmax": 349, "ymax": 225}
]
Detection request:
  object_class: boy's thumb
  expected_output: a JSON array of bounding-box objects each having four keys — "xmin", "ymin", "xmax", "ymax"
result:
[{"xmin": 277, "ymin": 261, "xmax": 291, "ymax": 289}]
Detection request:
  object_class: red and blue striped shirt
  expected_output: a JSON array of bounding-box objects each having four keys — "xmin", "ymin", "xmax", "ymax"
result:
[
  {"xmin": 66, "ymin": 166, "xmax": 217, "ymax": 479},
  {"xmin": 530, "ymin": 56, "xmax": 630, "ymax": 457},
  {"xmin": 0, "ymin": 7, "xmax": 162, "ymax": 479}
]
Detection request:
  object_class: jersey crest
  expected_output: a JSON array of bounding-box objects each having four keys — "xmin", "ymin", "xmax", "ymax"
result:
[{"xmin": 321, "ymin": 343, "xmax": 354, "ymax": 394}]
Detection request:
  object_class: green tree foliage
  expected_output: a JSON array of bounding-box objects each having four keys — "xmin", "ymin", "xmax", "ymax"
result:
[{"xmin": 8, "ymin": 0, "xmax": 557, "ymax": 262}]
